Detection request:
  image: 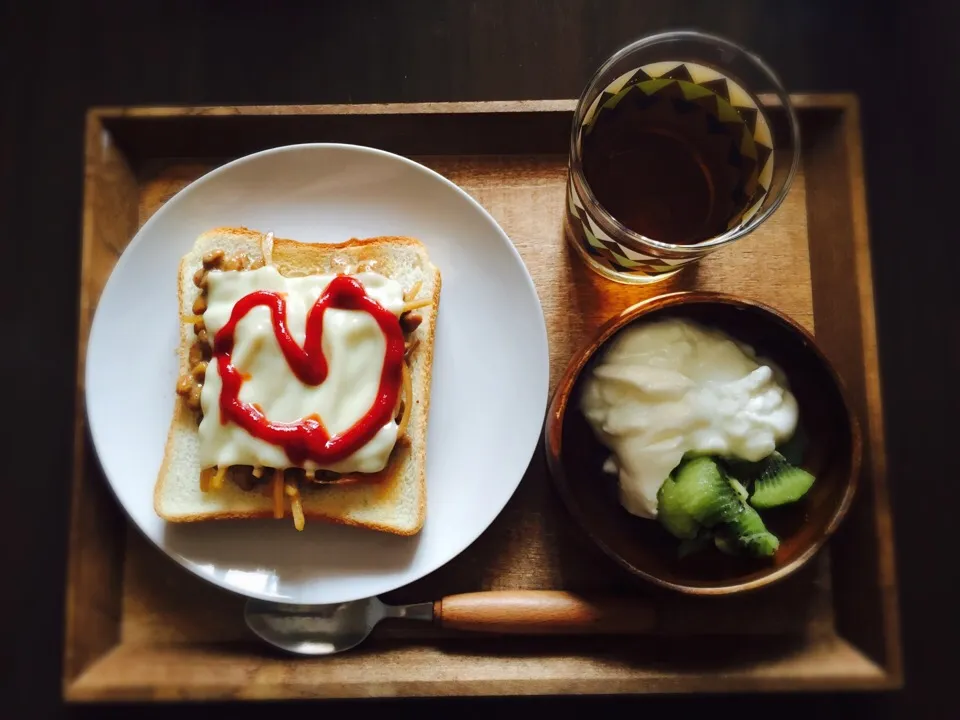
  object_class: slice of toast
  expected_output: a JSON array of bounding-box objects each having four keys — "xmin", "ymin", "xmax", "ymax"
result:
[{"xmin": 154, "ymin": 227, "xmax": 440, "ymax": 535}]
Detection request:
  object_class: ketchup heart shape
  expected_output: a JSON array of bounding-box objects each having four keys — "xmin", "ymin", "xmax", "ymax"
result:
[{"xmin": 213, "ymin": 275, "xmax": 405, "ymax": 465}]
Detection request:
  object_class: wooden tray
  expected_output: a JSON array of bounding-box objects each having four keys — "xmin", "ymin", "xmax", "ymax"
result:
[{"xmin": 65, "ymin": 97, "xmax": 901, "ymax": 701}]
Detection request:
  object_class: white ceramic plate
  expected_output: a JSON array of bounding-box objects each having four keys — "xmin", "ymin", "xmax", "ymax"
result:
[{"xmin": 86, "ymin": 144, "xmax": 549, "ymax": 605}]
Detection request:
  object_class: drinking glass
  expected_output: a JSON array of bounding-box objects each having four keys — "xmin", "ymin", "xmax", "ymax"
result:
[{"xmin": 565, "ymin": 30, "xmax": 800, "ymax": 284}]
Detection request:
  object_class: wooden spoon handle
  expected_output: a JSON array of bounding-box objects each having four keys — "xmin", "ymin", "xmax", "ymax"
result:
[{"xmin": 434, "ymin": 590, "xmax": 656, "ymax": 634}]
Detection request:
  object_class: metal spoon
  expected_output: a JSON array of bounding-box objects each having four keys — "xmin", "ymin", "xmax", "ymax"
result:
[{"xmin": 245, "ymin": 590, "xmax": 656, "ymax": 655}]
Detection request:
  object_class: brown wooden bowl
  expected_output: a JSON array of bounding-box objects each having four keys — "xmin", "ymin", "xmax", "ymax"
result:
[{"xmin": 545, "ymin": 292, "xmax": 861, "ymax": 595}]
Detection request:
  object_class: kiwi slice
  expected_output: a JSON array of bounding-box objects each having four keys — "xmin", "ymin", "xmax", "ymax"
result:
[
  {"xmin": 726, "ymin": 503, "xmax": 780, "ymax": 557},
  {"xmin": 670, "ymin": 457, "xmax": 741, "ymax": 528},
  {"xmin": 657, "ymin": 475, "xmax": 700, "ymax": 540},
  {"xmin": 749, "ymin": 451, "xmax": 816, "ymax": 509}
]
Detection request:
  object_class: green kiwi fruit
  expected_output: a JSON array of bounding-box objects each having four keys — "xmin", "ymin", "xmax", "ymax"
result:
[
  {"xmin": 725, "ymin": 503, "xmax": 780, "ymax": 557},
  {"xmin": 670, "ymin": 457, "xmax": 741, "ymax": 527},
  {"xmin": 657, "ymin": 475, "xmax": 700, "ymax": 540},
  {"xmin": 749, "ymin": 451, "xmax": 816, "ymax": 509}
]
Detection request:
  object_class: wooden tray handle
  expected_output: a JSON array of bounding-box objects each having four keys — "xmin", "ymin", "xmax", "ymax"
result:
[{"xmin": 434, "ymin": 590, "xmax": 656, "ymax": 634}]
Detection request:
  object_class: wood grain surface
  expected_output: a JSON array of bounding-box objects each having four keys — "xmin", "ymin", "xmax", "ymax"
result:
[
  {"xmin": 65, "ymin": 637, "xmax": 887, "ymax": 702},
  {"xmin": 63, "ymin": 113, "xmax": 138, "ymax": 683},
  {"xmin": 62, "ymin": 98, "xmax": 898, "ymax": 701}
]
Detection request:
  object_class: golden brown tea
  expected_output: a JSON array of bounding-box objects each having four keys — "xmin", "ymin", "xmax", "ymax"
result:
[{"xmin": 581, "ymin": 84, "xmax": 768, "ymax": 245}]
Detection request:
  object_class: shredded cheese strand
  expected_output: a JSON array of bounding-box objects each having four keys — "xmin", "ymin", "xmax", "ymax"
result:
[
  {"xmin": 291, "ymin": 494, "xmax": 305, "ymax": 532},
  {"xmin": 181, "ymin": 314, "xmax": 203, "ymax": 324},
  {"xmin": 199, "ymin": 468, "xmax": 214, "ymax": 493},
  {"xmin": 210, "ymin": 466, "xmax": 227, "ymax": 491},
  {"xmin": 284, "ymin": 479, "xmax": 306, "ymax": 531},
  {"xmin": 404, "ymin": 280, "xmax": 423, "ymax": 302},
  {"xmin": 402, "ymin": 298, "xmax": 431, "ymax": 313},
  {"xmin": 397, "ymin": 362, "xmax": 413, "ymax": 439}
]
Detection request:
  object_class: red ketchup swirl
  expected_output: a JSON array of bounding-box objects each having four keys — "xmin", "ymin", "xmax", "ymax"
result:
[{"xmin": 213, "ymin": 275, "xmax": 404, "ymax": 465}]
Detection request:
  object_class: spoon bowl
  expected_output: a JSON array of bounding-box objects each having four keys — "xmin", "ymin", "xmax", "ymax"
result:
[{"xmin": 245, "ymin": 597, "xmax": 433, "ymax": 655}]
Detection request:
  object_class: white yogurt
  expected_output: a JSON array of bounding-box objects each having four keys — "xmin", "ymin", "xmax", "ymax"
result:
[{"xmin": 580, "ymin": 318, "xmax": 798, "ymax": 519}]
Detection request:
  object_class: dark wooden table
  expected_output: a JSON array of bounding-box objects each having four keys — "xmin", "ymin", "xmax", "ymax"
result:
[{"xmin": 3, "ymin": 0, "xmax": 957, "ymax": 717}]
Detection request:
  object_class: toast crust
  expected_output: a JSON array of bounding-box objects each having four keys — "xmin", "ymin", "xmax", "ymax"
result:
[{"xmin": 154, "ymin": 227, "xmax": 440, "ymax": 535}]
